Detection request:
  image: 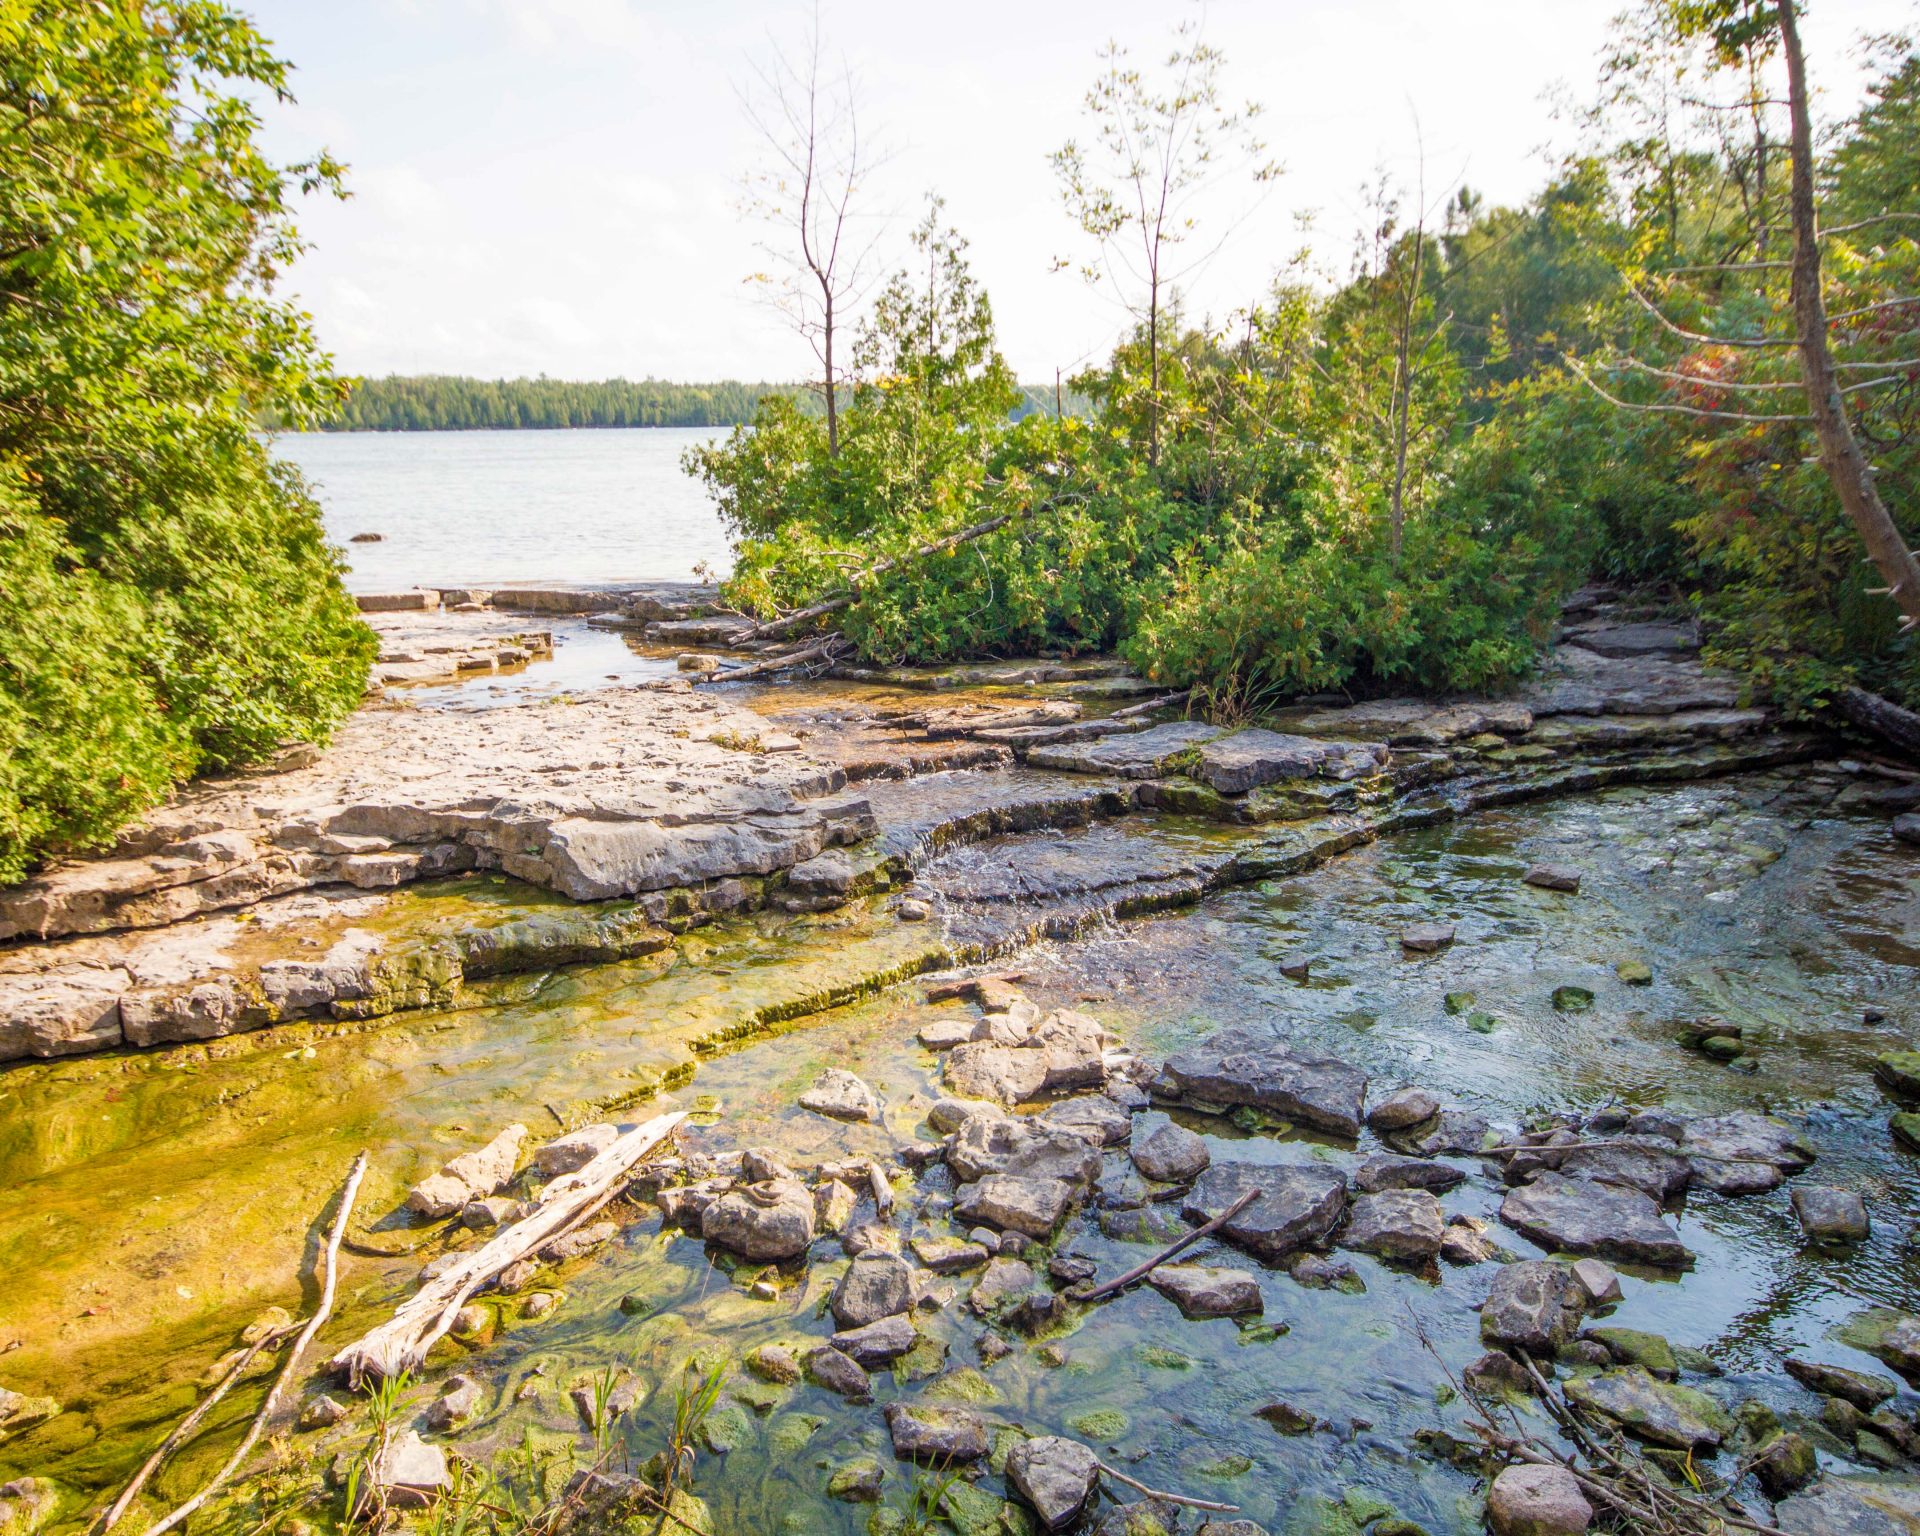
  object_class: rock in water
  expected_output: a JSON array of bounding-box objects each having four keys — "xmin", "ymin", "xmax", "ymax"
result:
[
  {"xmin": 1782, "ymin": 1358, "xmax": 1896, "ymax": 1410},
  {"xmin": 1006, "ymin": 1436, "xmax": 1101, "ymax": 1529},
  {"xmin": 1342, "ymin": 1189, "xmax": 1445, "ymax": 1259},
  {"xmin": 1499, "ymin": 1172, "xmax": 1691, "ymax": 1267},
  {"xmin": 1791, "ymin": 1186, "xmax": 1870, "ymax": 1243},
  {"xmin": 1680, "ymin": 1111, "xmax": 1815, "ymax": 1195},
  {"xmin": 832, "ymin": 1251, "xmax": 915, "ymax": 1328},
  {"xmin": 1180, "ymin": 1160, "xmax": 1348, "ymax": 1260},
  {"xmin": 944, "ymin": 1043, "xmax": 1051, "ymax": 1105},
  {"xmin": 1554, "ymin": 1137, "xmax": 1691, "ymax": 1201},
  {"xmin": 1131, "ymin": 1121, "xmax": 1210, "ymax": 1183},
  {"xmin": 1487, "ymin": 1463, "xmax": 1593, "ymax": 1535},
  {"xmin": 700, "ymin": 1179, "xmax": 816, "ymax": 1259},
  {"xmin": 423, "ymin": 1375, "xmax": 483, "ymax": 1431},
  {"xmin": 947, "ymin": 1116, "xmax": 1101, "ymax": 1188},
  {"xmin": 1146, "ymin": 1264, "xmax": 1263, "ymax": 1318},
  {"xmin": 1355, "ymin": 1154, "xmax": 1464, "ymax": 1194},
  {"xmin": 884, "ymin": 1402, "xmax": 989, "ymax": 1463},
  {"xmin": 1481, "ymin": 1260, "xmax": 1582, "ymax": 1354},
  {"xmin": 1775, "ymin": 1475, "xmax": 1920, "ymax": 1535},
  {"xmin": 406, "ymin": 1124, "xmax": 528, "ymax": 1218},
  {"xmin": 1158, "ymin": 1027, "xmax": 1369, "ymax": 1137},
  {"xmin": 1895, "ymin": 812, "xmax": 1920, "ymax": 846},
  {"xmin": 368, "ymin": 1430, "xmax": 451, "ymax": 1509},
  {"xmin": 829, "ymin": 1313, "xmax": 919, "ymax": 1366},
  {"xmin": 799, "ymin": 1069, "xmax": 880, "ymax": 1122},
  {"xmin": 1366, "ymin": 1088, "xmax": 1439, "ymax": 1132},
  {"xmin": 805, "ymin": 1346, "xmax": 872, "ymax": 1402},
  {"xmin": 954, "ymin": 1175, "xmax": 1075, "ymax": 1238},
  {"xmin": 1038, "ymin": 1096, "xmax": 1134, "ymax": 1146},
  {"xmin": 1522, "ymin": 863, "xmax": 1583, "ymax": 892},
  {"xmin": 1400, "ymin": 922, "xmax": 1455, "ymax": 952},
  {"xmin": 1563, "ymin": 1368, "xmax": 1730, "ymax": 1449},
  {"xmin": 535, "ymin": 1123, "xmax": 618, "ymax": 1176}
]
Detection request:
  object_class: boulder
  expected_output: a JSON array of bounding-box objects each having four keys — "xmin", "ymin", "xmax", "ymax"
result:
[
  {"xmin": 1680, "ymin": 1112, "xmax": 1815, "ymax": 1195},
  {"xmin": 1032, "ymin": 1009, "xmax": 1112, "ymax": 1091},
  {"xmin": 1342, "ymin": 1189, "xmax": 1445, "ymax": 1260},
  {"xmin": 831, "ymin": 1251, "xmax": 915, "ymax": 1329},
  {"xmin": 884, "ymin": 1402, "xmax": 989, "ymax": 1463},
  {"xmin": 1500, "ymin": 1172, "xmax": 1691, "ymax": 1267},
  {"xmin": 1562, "ymin": 1367, "xmax": 1730, "ymax": 1449},
  {"xmin": 1159, "ymin": 1027, "xmax": 1369, "ymax": 1137},
  {"xmin": 700, "ymin": 1180, "xmax": 816, "ymax": 1260},
  {"xmin": 1038, "ymin": 1096, "xmax": 1134, "ymax": 1147},
  {"xmin": 1791, "ymin": 1186, "xmax": 1870, "ymax": 1243},
  {"xmin": 1354, "ymin": 1154, "xmax": 1464, "ymax": 1194},
  {"xmin": 406, "ymin": 1124, "xmax": 528, "ymax": 1218},
  {"xmin": 535, "ymin": 1124, "xmax": 618, "ymax": 1176},
  {"xmin": 954, "ymin": 1176, "xmax": 1075, "ymax": 1238},
  {"xmin": 1181, "ymin": 1161, "xmax": 1349, "ymax": 1260},
  {"xmin": 1783, "ymin": 1358, "xmax": 1896, "ymax": 1410},
  {"xmin": 1366, "ymin": 1088, "xmax": 1439, "ymax": 1133},
  {"xmin": 1775, "ymin": 1476, "xmax": 1920, "ymax": 1536},
  {"xmin": 1555, "ymin": 1137, "xmax": 1691, "ymax": 1201},
  {"xmin": 1480, "ymin": 1261, "xmax": 1581, "ymax": 1354},
  {"xmin": 947, "ymin": 1115, "xmax": 1101, "ymax": 1188},
  {"xmin": 741, "ymin": 1147, "xmax": 796, "ymax": 1183},
  {"xmin": 944, "ymin": 1043, "xmax": 1050, "ymax": 1106},
  {"xmin": 799, "ymin": 1069, "xmax": 880, "ymax": 1122},
  {"xmin": 805, "ymin": 1346, "xmax": 872, "ymax": 1402},
  {"xmin": 1487, "ymin": 1463, "xmax": 1593, "ymax": 1536},
  {"xmin": 829, "ymin": 1313, "xmax": 919, "ymax": 1367},
  {"xmin": 1896, "ymin": 812, "xmax": 1920, "ymax": 846},
  {"xmin": 1146, "ymin": 1264, "xmax": 1264, "ymax": 1318},
  {"xmin": 1522, "ymin": 864, "xmax": 1583, "ymax": 893},
  {"xmin": 1132, "ymin": 1121, "xmax": 1211, "ymax": 1183},
  {"xmin": 1006, "ymin": 1436, "xmax": 1101, "ymax": 1530}
]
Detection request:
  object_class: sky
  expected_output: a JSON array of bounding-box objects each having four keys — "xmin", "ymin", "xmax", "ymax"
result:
[{"xmin": 247, "ymin": 0, "xmax": 1917, "ymax": 384}]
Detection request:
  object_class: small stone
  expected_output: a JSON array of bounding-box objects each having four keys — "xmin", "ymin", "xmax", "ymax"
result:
[
  {"xmin": 1551, "ymin": 986, "xmax": 1595, "ymax": 1012},
  {"xmin": 832, "ymin": 1251, "xmax": 915, "ymax": 1328},
  {"xmin": 1289, "ymin": 1253, "xmax": 1364, "ymax": 1292},
  {"xmin": 1568, "ymin": 1259, "xmax": 1622, "ymax": 1308},
  {"xmin": 495, "ymin": 1258, "xmax": 540, "ymax": 1294},
  {"xmin": 841, "ymin": 1220, "xmax": 900, "ymax": 1257},
  {"xmin": 799, "ymin": 1068, "xmax": 881, "ymax": 1122},
  {"xmin": 954, "ymin": 1175, "xmax": 1075, "ymax": 1238},
  {"xmin": 520, "ymin": 1291, "xmax": 559, "ymax": 1320},
  {"xmin": 535, "ymin": 1124, "xmax": 619, "ymax": 1176},
  {"xmin": 300, "ymin": 1394, "xmax": 350, "ymax": 1430},
  {"xmin": 813, "ymin": 1178, "xmax": 858, "ymax": 1233},
  {"xmin": 365, "ymin": 1430, "xmax": 451, "ymax": 1510},
  {"xmin": 1463, "ymin": 1351, "xmax": 1532, "ymax": 1398},
  {"xmin": 919, "ymin": 1018, "xmax": 986, "ymax": 1050},
  {"xmin": 1752, "ymin": 1431, "xmax": 1818, "ymax": 1498},
  {"xmin": 967, "ymin": 1256, "xmax": 1036, "ymax": 1318},
  {"xmin": 1441, "ymin": 1217, "xmax": 1500, "ymax": 1266},
  {"xmin": 461, "ymin": 1195, "xmax": 521, "ymax": 1230},
  {"xmin": 826, "ymin": 1457, "xmax": 887, "ymax": 1502},
  {"xmin": 1790, "ymin": 1185, "xmax": 1870, "ymax": 1242},
  {"xmin": 1562, "ymin": 1367, "xmax": 1730, "ymax": 1448},
  {"xmin": 1585, "ymin": 1326, "xmax": 1677, "ymax": 1380},
  {"xmin": 1146, "ymin": 1264, "xmax": 1263, "ymax": 1318},
  {"xmin": 1366, "ymin": 1088, "xmax": 1440, "ymax": 1132},
  {"xmin": 449, "ymin": 1303, "xmax": 493, "ymax": 1342},
  {"xmin": 1487, "ymin": 1463, "xmax": 1592, "ymax": 1535},
  {"xmin": 896, "ymin": 898, "xmax": 933, "ymax": 922},
  {"xmin": 747, "ymin": 1344, "xmax": 802, "ymax": 1385},
  {"xmin": 1523, "ymin": 864, "xmax": 1582, "ymax": 893},
  {"xmin": 1256, "ymin": 1400, "xmax": 1318, "ymax": 1434},
  {"xmin": 423, "ymin": 1375, "xmax": 483, "ymax": 1431},
  {"xmin": 830, "ymin": 1313, "xmax": 919, "ymax": 1366},
  {"xmin": 1278, "ymin": 955, "xmax": 1313, "ymax": 980},
  {"xmin": 741, "ymin": 1147, "xmax": 796, "ymax": 1183},
  {"xmin": 912, "ymin": 1236, "xmax": 990, "ymax": 1274},
  {"xmin": 805, "ymin": 1346, "xmax": 872, "ymax": 1402},
  {"xmin": 1481, "ymin": 1261, "xmax": 1581, "ymax": 1354},
  {"xmin": 883, "ymin": 1402, "xmax": 989, "ymax": 1463},
  {"xmin": 1131, "ymin": 1122, "xmax": 1210, "ymax": 1183},
  {"xmin": 1400, "ymin": 923, "xmax": 1455, "ymax": 952},
  {"xmin": 540, "ymin": 1220, "xmax": 617, "ymax": 1262},
  {"xmin": 1006, "ymin": 1436, "xmax": 1100, "ymax": 1529},
  {"xmin": 1615, "ymin": 959, "xmax": 1653, "ymax": 986}
]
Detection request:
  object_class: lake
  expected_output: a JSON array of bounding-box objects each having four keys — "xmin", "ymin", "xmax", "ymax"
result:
[{"xmin": 271, "ymin": 426, "xmax": 731, "ymax": 593}]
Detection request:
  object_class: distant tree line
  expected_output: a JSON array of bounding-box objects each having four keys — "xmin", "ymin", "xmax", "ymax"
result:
[{"xmin": 321, "ymin": 375, "xmax": 1086, "ymax": 431}]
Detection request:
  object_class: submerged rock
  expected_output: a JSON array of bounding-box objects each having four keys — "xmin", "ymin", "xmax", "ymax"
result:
[
  {"xmin": 831, "ymin": 1251, "xmax": 914, "ymax": 1329},
  {"xmin": 799, "ymin": 1068, "xmax": 880, "ymax": 1122},
  {"xmin": 1400, "ymin": 922, "xmax": 1455, "ymax": 952},
  {"xmin": 1181, "ymin": 1160, "xmax": 1348, "ymax": 1260},
  {"xmin": 1006, "ymin": 1435, "xmax": 1101, "ymax": 1529},
  {"xmin": 1554, "ymin": 1136, "xmax": 1691, "ymax": 1201},
  {"xmin": 1159, "ymin": 1026, "xmax": 1369, "ymax": 1137},
  {"xmin": 700, "ymin": 1179, "xmax": 816, "ymax": 1260},
  {"xmin": 1563, "ymin": 1367, "xmax": 1730, "ymax": 1448},
  {"xmin": 423, "ymin": 1375, "xmax": 483, "ymax": 1431},
  {"xmin": 805, "ymin": 1346, "xmax": 872, "ymax": 1402},
  {"xmin": 535, "ymin": 1123, "xmax": 617, "ymax": 1176},
  {"xmin": 368, "ymin": 1429, "xmax": 451, "ymax": 1508},
  {"xmin": 1499, "ymin": 1172, "xmax": 1691, "ymax": 1267},
  {"xmin": 1775, "ymin": 1475, "xmax": 1920, "ymax": 1535},
  {"xmin": 1146, "ymin": 1264, "xmax": 1264, "ymax": 1318}
]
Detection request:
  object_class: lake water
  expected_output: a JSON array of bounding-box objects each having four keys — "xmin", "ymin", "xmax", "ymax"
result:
[{"xmin": 271, "ymin": 426, "xmax": 732, "ymax": 593}]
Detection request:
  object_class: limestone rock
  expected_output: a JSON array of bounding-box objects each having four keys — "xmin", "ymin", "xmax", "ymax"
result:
[
  {"xmin": 805, "ymin": 1345, "xmax": 872, "ymax": 1402},
  {"xmin": 1391, "ymin": 1109, "xmax": 1493, "ymax": 1158},
  {"xmin": 1481, "ymin": 1261, "xmax": 1582, "ymax": 1354},
  {"xmin": 1343, "ymin": 1189, "xmax": 1445, "ymax": 1260},
  {"xmin": 919, "ymin": 1018, "xmax": 987, "ymax": 1050},
  {"xmin": 967, "ymin": 1256, "xmax": 1037, "ymax": 1317},
  {"xmin": 954, "ymin": 1175, "xmax": 1075, "ymax": 1238},
  {"xmin": 368, "ymin": 1429, "xmax": 451, "ymax": 1509},
  {"xmin": 1131, "ymin": 1121, "xmax": 1211, "ymax": 1183},
  {"xmin": 1522, "ymin": 864, "xmax": 1583, "ymax": 893},
  {"xmin": 929, "ymin": 1096, "xmax": 1003, "ymax": 1135},
  {"xmin": 1027, "ymin": 721, "xmax": 1222, "ymax": 779},
  {"xmin": 813, "ymin": 1178, "xmax": 858, "ymax": 1232},
  {"xmin": 1555, "ymin": 1137, "xmax": 1691, "ymax": 1201},
  {"xmin": 1487, "ymin": 1463, "xmax": 1593, "ymax": 1536},
  {"xmin": 1500, "ymin": 1172, "xmax": 1690, "ymax": 1267},
  {"xmin": 1568, "ymin": 1258, "xmax": 1622, "ymax": 1308},
  {"xmin": 1181, "ymin": 1160, "xmax": 1348, "ymax": 1260},
  {"xmin": 406, "ymin": 1124, "xmax": 527, "ymax": 1218},
  {"xmin": 1006, "ymin": 1435, "xmax": 1101, "ymax": 1529},
  {"xmin": 1442, "ymin": 1216, "xmax": 1500, "ymax": 1265},
  {"xmin": 1400, "ymin": 922, "xmax": 1455, "ymax": 952},
  {"xmin": 1355, "ymin": 1154, "xmax": 1464, "ymax": 1194},
  {"xmin": 1191, "ymin": 730, "xmax": 1386, "ymax": 795},
  {"xmin": 912, "ymin": 1236, "xmax": 990, "ymax": 1274},
  {"xmin": 747, "ymin": 1344, "xmax": 801, "ymax": 1385},
  {"xmin": 535, "ymin": 1124, "xmax": 618, "ymax": 1176},
  {"xmin": 947, "ymin": 1115, "xmax": 1101, "ymax": 1188},
  {"xmin": 1037, "ymin": 1095, "xmax": 1133, "ymax": 1146},
  {"xmin": 884, "ymin": 1402, "xmax": 989, "ymax": 1463},
  {"xmin": 423, "ymin": 1375, "xmax": 483, "ymax": 1431},
  {"xmin": 944, "ymin": 1043, "xmax": 1050, "ymax": 1106},
  {"xmin": 541, "ymin": 1220, "xmax": 616, "ymax": 1262},
  {"xmin": 799, "ymin": 1068, "xmax": 880, "ymax": 1122},
  {"xmin": 700, "ymin": 1180, "xmax": 816, "ymax": 1260},
  {"xmin": 1775, "ymin": 1475, "xmax": 1920, "ymax": 1536},
  {"xmin": 1783, "ymin": 1358, "xmax": 1896, "ymax": 1410},
  {"xmin": 1680, "ymin": 1112, "xmax": 1815, "ymax": 1195},
  {"xmin": 1159, "ymin": 1027, "xmax": 1369, "ymax": 1137},
  {"xmin": 829, "ymin": 1313, "xmax": 919, "ymax": 1366},
  {"xmin": 1146, "ymin": 1264, "xmax": 1264, "ymax": 1319},
  {"xmin": 1366, "ymin": 1088, "xmax": 1439, "ymax": 1133},
  {"xmin": 832, "ymin": 1251, "xmax": 915, "ymax": 1329},
  {"xmin": 1792, "ymin": 1185, "xmax": 1870, "ymax": 1242},
  {"xmin": 1563, "ymin": 1367, "xmax": 1730, "ymax": 1448},
  {"xmin": 299, "ymin": 1394, "xmax": 350, "ymax": 1430}
]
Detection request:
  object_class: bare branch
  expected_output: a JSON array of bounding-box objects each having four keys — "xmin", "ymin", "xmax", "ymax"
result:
[{"xmin": 1566, "ymin": 354, "xmax": 1811, "ymax": 422}]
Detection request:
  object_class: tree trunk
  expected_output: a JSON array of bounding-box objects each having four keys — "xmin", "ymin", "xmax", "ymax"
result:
[
  {"xmin": 1147, "ymin": 278, "xmax": 1160, "ymax": 468},
  {"xmin": 823, "ymin": 290, "xmax": 839, "ymax": 457},
  {"xmin": 1837, "ymin": 685, "xmax": 1920, "ymax": 758},
  {"xmin": 1777, "ymin": 0, "xmax": 1920, "ymax": 630}
]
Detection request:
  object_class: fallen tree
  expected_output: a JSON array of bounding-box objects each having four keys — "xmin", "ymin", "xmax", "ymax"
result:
[{"xmin": 330, "ymin": 1111, "xmax": 687, "ymax": 1384}]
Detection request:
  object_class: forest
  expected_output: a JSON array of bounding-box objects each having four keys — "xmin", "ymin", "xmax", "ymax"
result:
[{"xmin": 323, "ymin": 376, "xmax": 1077, "ymax": 431}]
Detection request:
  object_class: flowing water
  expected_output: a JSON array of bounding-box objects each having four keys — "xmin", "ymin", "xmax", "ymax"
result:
[
  {"xmin": 273, "ymin": 428, "xmax": 731, "ymax": 593},
  {"xmin": 4, "ymin": 709, "xmax": 1918, "ymax": 1533}
]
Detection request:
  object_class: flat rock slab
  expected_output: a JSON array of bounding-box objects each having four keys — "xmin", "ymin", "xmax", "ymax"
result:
[
  {"xmin": 1191, "ymin": 729, "xmax": 1387, "ymax": 795},
  {"xmin": 1027, "ymin": 722, "xmax": 1223, "ymax": 779},
  {"xmin": 1562, "ymin": 1366, "xmax": 1730, "ymax": 1449},
  {"xmin": 1559, "ymin": 620, "xmax": 1699, "ymax": 657},
  {"xmin": 1159, "ymin": 1026, "xmax": 1368, "ymax": 1137},
  {"xmin": 1481, "ymin": 1260, "xmax": 1582, "ymax": 1353},
  {"xmin": 946, "ymin": 1116, "xmax": 1101, "ymax": 1189},
  {"xmin": 1776, "ymin": 1476, "xmax": 1920, "ymax": 1536},
  {"xmin": 1006, "ymin": 1436, "xmax": 1101, "ymax": 1529},
  {"xmin": 1500, "ymin": 1172, "xmax": 1690, "ymax": 1268},
  {"xmin": 1275, "ymin": 697, "xmax": 1534, "ymax": 746},
  {"xmin": 1181, "ymin": 1160, "xmax": 1348, "ymax": 1260},
  {"xmin": 1681, "ymin": 1112, "xmax": 1817, "ymax": 1195},
  {"xmin": 1147, "ymin": 1264, "xmax": 1263, "ymax": 1318},
  {"xmin": 884, "ymin": 1402, "xmax": 989, "ymax": 1463},
  {"xmin": 954, "ymin": 1175, "xmax": 1076, "ymax": 1238},
  {"xmin": 1343, "ymin": 1189, "xmax": 1445, "ymax": 1260},
  {"xmin": 799, "ymin": 1069, "xmax": 881, "ymax": 1122}
]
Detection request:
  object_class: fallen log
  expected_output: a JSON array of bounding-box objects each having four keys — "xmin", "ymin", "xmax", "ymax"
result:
[
  {"xmin": 708, "ymin": 636, "xmax": 848, "ymax": 684},
  {"xmin": 330, "ymin": 1111, "xmax": 687, "ymax": 1384},
  {"xmin": 1075, "ymin": 1188, "xmax": 1259, "ymax": 1302},
  {"xmin": 1837, "ymin": 685, "xmax": 1920, "ymax": 758},
  {"xmin": 1096, "ymin": 1461, "xmax": 1237, "ymax": 1514},
  {"xmin": 140, "ymin": 1152, "xmax": 368, "ymax": 1536}
]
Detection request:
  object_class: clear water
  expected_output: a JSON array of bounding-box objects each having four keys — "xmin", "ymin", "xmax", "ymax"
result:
[{"xmin": 271, "ymin": 427, "xmax": 732, "ymax": 593}]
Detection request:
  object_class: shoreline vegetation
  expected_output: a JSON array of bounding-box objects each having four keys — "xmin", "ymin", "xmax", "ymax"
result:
[{"xmin": 312, "ymin": 376, "xmax": 1087, "ymax": 432}]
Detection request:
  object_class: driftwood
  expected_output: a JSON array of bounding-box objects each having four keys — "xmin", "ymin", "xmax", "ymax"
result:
[
  {"xmin": 138, "ymin": 1152, "xmax": 369, "ymax": 1536},
  {"xmin": 863, "ymin": 1158, "xmax": 894, "ymax": 1220},
  {"xmin": 330, "ymin": 1111, "xmax": 687, "ymax": 1383},
  {"xmin": 1076, "ymin": 1188, "xmax": 1259, "ymax": 1302},
  {"xmin": 709, "ymin": 636, "xmax": 849, "ymax": 684},
  {"xmin": 1110, "ymin": 689, "xmax": 1192, "ymax": 720},
  {"xmin": 1095, "ymin": 1461, "xmax": 1238, "ymax": 1513},
  {"xmin": 1838, "ymin": 685, "xmax": 1920, "ymax": 758}
]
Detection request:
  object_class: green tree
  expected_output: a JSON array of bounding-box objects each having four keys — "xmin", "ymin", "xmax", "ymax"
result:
[{"xmin": 0, "ymin": 0, "xmax": 374, "ymax": 880}]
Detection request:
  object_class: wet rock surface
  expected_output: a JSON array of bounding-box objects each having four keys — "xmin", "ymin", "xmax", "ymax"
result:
[
  {"xmin": 1181, "ymin": 1161, "xmax": 1349, "ymax": 1260},
  {"xmin": 1158, "ymin": 1027, "xmax": 1369, "ymax": 1137},
  {"xmin": 1499, "ymin": 1171, "xmax": 1691, "ymax": 1267}
]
